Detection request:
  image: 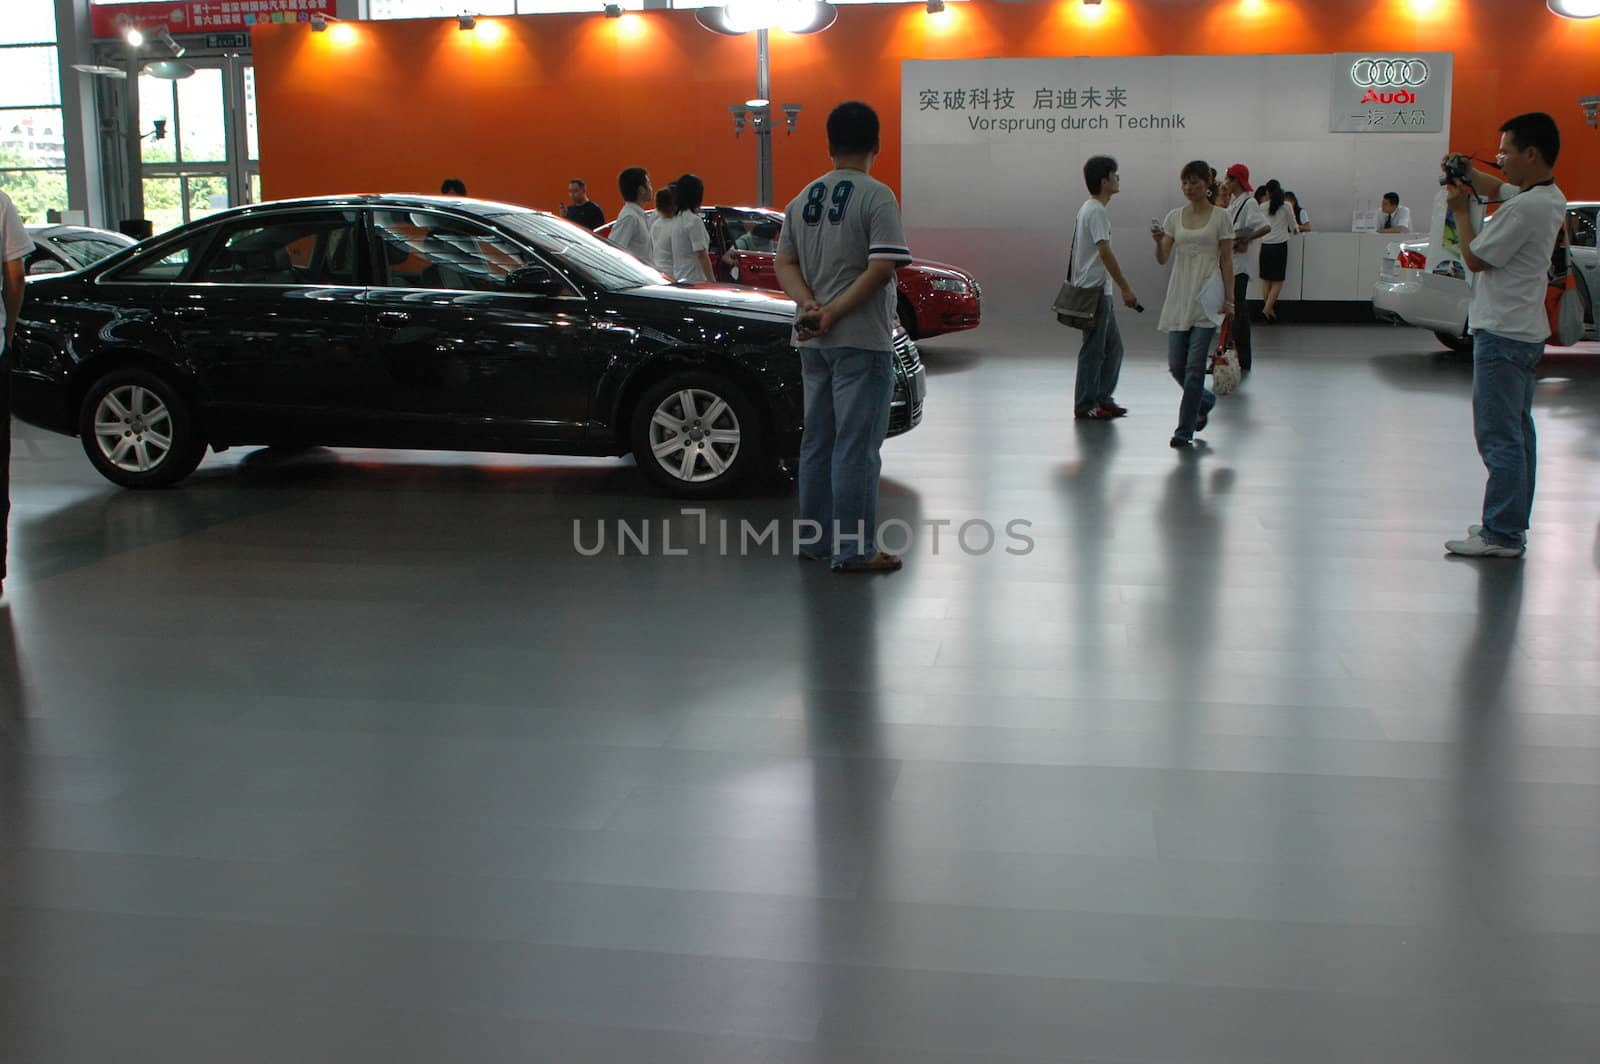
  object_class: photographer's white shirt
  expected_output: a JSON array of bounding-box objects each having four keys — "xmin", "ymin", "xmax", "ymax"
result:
[{"xmin": 1467, "ymin": 181, "xmax": 1566, "ymax": 344}]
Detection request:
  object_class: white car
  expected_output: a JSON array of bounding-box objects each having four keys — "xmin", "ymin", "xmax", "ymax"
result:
[
  {"xmin": 23, "ymin": 224, "xmax": 137, "ymax": 278},
  {"xmin": 1373, "ymin": 201, "xmax": 1598, "ymax": 353}
]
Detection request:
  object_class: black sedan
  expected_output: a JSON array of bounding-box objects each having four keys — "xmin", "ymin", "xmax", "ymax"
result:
[{"xmin": 10, "ymin": 195, "xmax": 926, "ymax": 497}]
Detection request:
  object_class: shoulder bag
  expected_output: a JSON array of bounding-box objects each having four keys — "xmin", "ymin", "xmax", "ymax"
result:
[{"xmin": 1052, "ymin": 217, "xmax": 1104, "ymax": 331}]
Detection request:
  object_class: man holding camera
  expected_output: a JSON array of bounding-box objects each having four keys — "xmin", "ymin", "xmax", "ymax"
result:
[
  {"xmin": 775, "ymin": 101, "xmax": 911, "ymax": 573},
  {"xmin": 1442, "ymin": 112, "xmax": 1565, "ymax": 559}
]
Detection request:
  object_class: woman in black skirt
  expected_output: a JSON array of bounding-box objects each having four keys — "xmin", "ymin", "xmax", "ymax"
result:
[{"xmin": 1257, "ymin": 179, "xmax": 1294, "ymax": 322}]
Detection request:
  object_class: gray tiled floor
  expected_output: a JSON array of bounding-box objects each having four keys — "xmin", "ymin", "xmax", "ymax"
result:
[{"xmin": 3, "ymin": 323, "xmax": 1600, "ymax": 1062}]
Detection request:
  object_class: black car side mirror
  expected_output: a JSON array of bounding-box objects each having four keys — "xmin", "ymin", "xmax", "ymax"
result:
[{"xmin": 507, "ymin": 265, "xmax": 565, "ymax": 296}]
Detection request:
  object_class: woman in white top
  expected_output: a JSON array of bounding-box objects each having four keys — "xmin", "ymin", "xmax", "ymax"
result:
[
  {"xmin": 1257, "ymin": 179, "xmax": 1295, "ymax": 322},
  {"xmin": 1152, "ymin": 159, "xmax": 1235, "ymax": 448},
  {"xmin": 665, "ymin": 173, "xmax": 715, "ymax": 284},
  {"xmin": 1284, "ymin": 190, "xmax": 1311, "ymax": 233},
  {"xmin": 650, "ymin": 186, "xmax": 677, "ymax": 274}
]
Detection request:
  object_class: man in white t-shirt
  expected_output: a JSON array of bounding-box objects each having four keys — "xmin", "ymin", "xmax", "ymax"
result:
[
  {"xmin": 1442, "ymin": 112, "xmax": 1566, "ymax": 559},
  {"xmin": 1070, "ymin": 155, "xmax": 1139, "ymax": 420},
  {"xmin": 1221, "ymin": 163, "xmax": 1269, "ymax": 373},
  {"xmin": 1377, "ymin": 193, "xmax": 1412, "ymax": 234},
  {"xmin": 606, "ymin": 167, "xmax": 655, "ymax": 265},
  {"xmin": 1, "ymin": 188, "xmax": 36, "ymax": 599}
]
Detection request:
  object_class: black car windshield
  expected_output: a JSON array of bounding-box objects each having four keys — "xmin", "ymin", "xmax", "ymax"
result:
[{"xmin": 486, "ymin": 208, "xmax": 669, "ymax": 291}]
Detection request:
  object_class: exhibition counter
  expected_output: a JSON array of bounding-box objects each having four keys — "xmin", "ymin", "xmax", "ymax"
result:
[{"xmin": 1245, "ymin": 232, "xmax": 1398, "ymax": 303}]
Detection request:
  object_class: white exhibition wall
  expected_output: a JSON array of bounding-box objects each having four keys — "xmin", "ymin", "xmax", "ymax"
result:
[{"xmin": 901, "ymin": 54, "xmax": 1453, "ymax": 330}]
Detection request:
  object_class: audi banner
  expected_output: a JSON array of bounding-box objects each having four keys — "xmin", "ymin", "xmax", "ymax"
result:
[{"xmin": 1329, "ymin": 52, "xmax": 1452, "ymax": 134}]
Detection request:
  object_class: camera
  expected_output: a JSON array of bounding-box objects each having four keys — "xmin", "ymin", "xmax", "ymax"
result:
[
  {"xmin": 1439, "ymin": 153, "xmax": 1472, "ymax": 187},
  {"xmin": 797, "ymin": 315, "xmax": 821, "ymax": 332}
]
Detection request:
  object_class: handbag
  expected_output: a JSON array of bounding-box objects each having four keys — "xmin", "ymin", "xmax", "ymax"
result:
[
  {"xmin": 1547, "ymin": 239, "xmax": 1584, "ymax": 347},
  {"xmin": 1211, "ymin": 347, "xmax": 1242, "ymax": 397},
  {"xmin": 1052, "ymin": 221, "xmax": 1103, "ymax": 331}
]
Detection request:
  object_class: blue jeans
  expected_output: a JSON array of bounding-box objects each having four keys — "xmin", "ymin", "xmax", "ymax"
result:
[
  {"xmin": 1074, "ymin": 293, "xmax": 1124, "ymax": 414},
  {"xmin": 1167, "ymin": 326, "xmax": 1217, "ymax": 440},
  {"xmin": 798, "ymin": 347, "xmax": 894, "ymax": 565},
  {"xmin": 1472, "ymin": 329, "xmax": 1542, "ymax": 548}
]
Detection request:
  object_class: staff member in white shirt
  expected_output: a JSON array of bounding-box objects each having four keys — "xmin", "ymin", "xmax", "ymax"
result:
[
  {"xmin": 1441, "ymin": 112, "xmax": 1566, "ymax": 559},
  {"xmin": 1377, "ymin": 192, "xmax": 1412, "ymax": 234},
  {"xmin": 665, "ymin": 173, "xmax": 714, "ymax": 284},
  {"xmin": 1, "ymin": 188, "xmax": 35, "ymax": 600},
  {"xmin": 606, "ymin": 167, "xmax": 656, "ymax": 265}
]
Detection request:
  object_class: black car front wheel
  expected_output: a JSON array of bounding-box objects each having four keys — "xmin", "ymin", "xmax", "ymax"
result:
[
  {"xmin": 632, "ymin": 372, "xmax": 762, "ymax": 497},
  {"xmin": 1434, "ymin": 329, "xmax": 1472, "ymax": 357},
  {"xmin": 78, "ymin": 369, "xmax": 207, "ymax": 489}
]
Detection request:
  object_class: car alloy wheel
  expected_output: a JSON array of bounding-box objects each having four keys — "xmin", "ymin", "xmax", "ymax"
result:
[
  {"xmin": 648, "ymin": 387, "xmax": 743, "ymax": 484},
  {"xmin": 78, "ymin": 368, "xmax": 208, "ymax": 489},
  {"xmin": 93, "ymin": 384, "xmax": 175, "ymax": 473}
]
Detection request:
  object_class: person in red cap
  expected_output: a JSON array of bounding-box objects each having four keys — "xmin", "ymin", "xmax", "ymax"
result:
[{"xmin": 1221, "ymin": 164, "xmax": 1269, "ymax": 372}]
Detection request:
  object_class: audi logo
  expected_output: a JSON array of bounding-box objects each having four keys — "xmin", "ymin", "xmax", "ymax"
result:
[{"xmin": 1350, "ymin": 58, "xmax": 1430, "ymax": 88}]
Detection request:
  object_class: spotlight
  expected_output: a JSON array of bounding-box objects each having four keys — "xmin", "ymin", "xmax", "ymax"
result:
[
  {"xmin": 926, "ymin": 0, "xmax": 944, "ymax": 11},
  {"xmin": 1581, "ymin": 95, "xmax": 1600, "ymax": 127},
  {"xmin": 310, "ymin": 14, "xmax": 329, "ymax": 31},
  {"xmin": 124, "ymin": 26, "xmax": 144, "ymax": 47},
  {"xmin": 458, "ymin": 14, "xmax": 477, "ymax": 30},
  {"xmin": 1547, "ymin": 0, "xmax": 1600, "ymax": 17},
  {"xmin": 604, "ymin": 3, "xmax": 622, "ymax": 17},
  {"xmin": 781, "ymin": 102, "xmax": 802, "ymax": 134},
  {"xmin": 728, "ymin": 103, "xmax": 747, "ymax": 136},
  {"xmin": 1083, "ymin": 0, "xmax": 1104, "ymax": 5}
]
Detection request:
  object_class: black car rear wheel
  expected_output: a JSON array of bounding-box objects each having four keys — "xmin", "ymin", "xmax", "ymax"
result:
[
  {"xmin": 78, "ymin": 369, "xmax": 207, "ymax": 489},
  {"xmin": 632, "ymin": 372, "xmax": 762, "ymax": 497},
  {"xmin": 1434, "ymin": 329, "xmax": 1472, "ymax": 357}
]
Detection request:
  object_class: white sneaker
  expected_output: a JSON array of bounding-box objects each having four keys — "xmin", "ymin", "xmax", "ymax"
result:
[{"xmin": 1445, "ymin": 533, "xmax": 1524, "ymax": 558}]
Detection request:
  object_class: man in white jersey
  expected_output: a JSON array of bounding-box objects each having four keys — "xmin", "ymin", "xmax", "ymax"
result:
[
  {"xmin": 1442, "ymin": 112, "xmax": 1566, "ymax": 559},
  {"xmin": 775, "ymin": 101, "xmax": 912, "ymax": 573}
]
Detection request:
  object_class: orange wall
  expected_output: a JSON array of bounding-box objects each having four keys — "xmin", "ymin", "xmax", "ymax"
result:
[{"xmin": 254, "ymin": 1, "xmax": 1600, "ymax": 211}]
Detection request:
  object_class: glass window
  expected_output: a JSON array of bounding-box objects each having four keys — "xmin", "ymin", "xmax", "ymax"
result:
[
  {"xmin": 1, "ymin": 108, "xmax": 68, "ymax": 169},
  {"xmin": 187, "ymin": 174, "xmax": 230, "ymax": 224},
  {"xmin": 1568, "ymin": 208, "xmax": 1597, "ymax": 250},
  {"xmin": 0, "ymin": 46, "xmax": 59, "ymax": 108},
  {"xmin": 0, "ymin": 1, "xmax": 57, "ymax": 46},
  {"xmin": 196, "ymin": 214, "xmax": 362, "ymax": 286},
  {"xmin": 139, "ymin": 77, "xmax": 176, "ymax": 165},
  {"xmin": 142, "ymin": 175, "xmax": 184, "ymax": 233},
  {"xmin": 373, "ymin": 210, "xmax": 554, "ymax": 293},
  {"xmin": 55, "ymin": 236, "xmax": 135, "ymax": 269},
  {"xmin": 175, "ymin": 68, "xmax": 227, "ymax": 163},
  {"xmin": 488, "ymin": 208, "xmax": 668, "ymax": 292},
  {"xmin": 720, "ymin": 208, "xmax": 781, "ymax": 254},
  {"xmin": 0, "ymin": 169, "xmax": 68, "ymax": 226},
  {"xmin": 112, "ymin": 237, "xmax": 206, "ymax": 283}
]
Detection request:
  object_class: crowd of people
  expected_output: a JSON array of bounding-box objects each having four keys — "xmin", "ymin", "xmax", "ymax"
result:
[{"xmin": 1064, "ymin": 111, "xmax": 1566, "ymax": 559}]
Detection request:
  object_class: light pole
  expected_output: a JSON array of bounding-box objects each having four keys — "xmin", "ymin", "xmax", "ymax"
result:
[{"xmin": 697, "ymin": 2, "xmax": 836, "ymax": 207}]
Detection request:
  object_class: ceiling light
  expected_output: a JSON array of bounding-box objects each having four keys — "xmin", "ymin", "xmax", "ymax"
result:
[
  {"xmin": 1547, "ymin": 0, "xmax": 1600, "ymax": 17},
  {"xmin": 73, "ymin": 63, "xmax": 129, "ymax": 79},
  {"xmin": 458, "ymin": 13, "xmax": 477, "ymax": 29},
  {"xmin": 124, "ymin": 27, "xmax": 144, "ymax": 47},
  {"xmin": 746, "ymin": 97, "xmax": 770, "ymax": 108},
  {"xmin": 144, "ymin": 60, "xmax": 196, "ymax": 80}
]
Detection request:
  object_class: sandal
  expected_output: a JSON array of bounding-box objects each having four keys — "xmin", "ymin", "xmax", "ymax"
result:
[{"xmin": 832, "ymin": 551, "xmax": 903, "ymax": 574}]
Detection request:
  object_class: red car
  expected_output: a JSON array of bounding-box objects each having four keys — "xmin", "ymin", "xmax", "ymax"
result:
[{"xmin": 599, "ymin": 204, "xmax": 981, "ymax": 340}]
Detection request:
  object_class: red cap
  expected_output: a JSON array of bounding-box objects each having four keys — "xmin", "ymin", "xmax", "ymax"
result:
[{"xmin": 1225, "ymin": 164, "xmax": 1252, "ymax": 192}]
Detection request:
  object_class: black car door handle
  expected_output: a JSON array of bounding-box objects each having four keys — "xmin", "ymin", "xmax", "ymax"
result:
[
  {"xmin": 377, "ymin": 311, "xmax": 410, "ymax": 326},
  {"xmin": 167, "ymin": 305, "xmax": 206, "ymax": 321}
]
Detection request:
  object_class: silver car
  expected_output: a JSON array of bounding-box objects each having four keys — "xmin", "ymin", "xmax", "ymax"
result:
[
  {"xmin": 1373, "ymin": 201, "xmax": 1598, "ymax": 353},
  {"xmin": 23, "ymin": 224, "xmax": 137, "ymax": 277}
]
